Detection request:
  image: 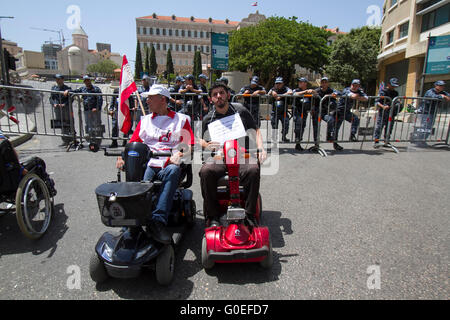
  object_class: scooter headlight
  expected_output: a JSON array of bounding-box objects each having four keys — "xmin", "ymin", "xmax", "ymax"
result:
[{"xmin": 101, "ymin": 243, "xmax": 113, "ymax": 262}]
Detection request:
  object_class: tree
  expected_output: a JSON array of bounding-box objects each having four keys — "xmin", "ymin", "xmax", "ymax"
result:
[
  {"xmin": 149, "ymin": 45, "xmax": 157, "ymax": 75},
  {"xmin": 144, "ymin": 46, "xmax": 150, "ymax": 75},
  {"xmin": 325, "ymin": 26, "xmax": 381, "ymax": 95},
  {"xmin": 193, "ymin": 50, "xmax": 203, "ymax": 79},
  {"xmin": 135, "ymin": 40, "xmax": 143, "ymax": 80},
  {"xmin": 87, "ymin": 59, "xmax": 119, "ymax": 77},
  {"xmin": 166, "ymin": 48, "xmax": 174, "ymax": 76},
  {"xmin": 229, "ymin": 16, "xmax": 331, "ymax": 89}
]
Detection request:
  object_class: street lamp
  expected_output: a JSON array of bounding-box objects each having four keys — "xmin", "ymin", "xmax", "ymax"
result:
[{"xmin": 0, "ymin": 16, "xmax": 15, "ymax": 85}]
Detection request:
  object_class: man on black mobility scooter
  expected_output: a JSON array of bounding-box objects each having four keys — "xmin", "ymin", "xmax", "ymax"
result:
[{"xmin": 116, "ymin": 85, "xmax": 195, "ymax": 244}]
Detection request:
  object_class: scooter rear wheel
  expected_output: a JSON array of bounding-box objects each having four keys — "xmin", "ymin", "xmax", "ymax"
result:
[{"xmin": 260, "ymin": 237, "xmax": 273, "ymax": 269}]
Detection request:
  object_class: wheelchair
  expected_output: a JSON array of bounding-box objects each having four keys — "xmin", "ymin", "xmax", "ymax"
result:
[{"xmin": 0, "ymin": 138, "xmax": 55, "ymax": 240}]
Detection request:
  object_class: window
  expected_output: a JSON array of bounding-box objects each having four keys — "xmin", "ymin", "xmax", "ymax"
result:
[
  {"xmin": 163, "ymin": 43, "xmax": 167, "ymax": 51},
  {"xmin": 194, "ymin": 30, "xmax": 198, "ymax": 38},
  {"xmin": 421, "ymin": 3, "xmax": 450, "ymax": 32},
  {"xmin": 176, "ymin": 44, "xmax": 179, "ymax": 52},
  {"xmin": 188, "ymin": 30, "xmax": 192, "ymax": 37},
  {"xmin": 181, "ymin": 30, "xmax": 185, "ymax": 37},
  {"xmin": 390, "ymin": 0, "xmax": 397, "ymax": 8},
  {"xmin": 169, "ymin": 29, "xmax": 172, "ymax": 36},
  {"xmin": 200, "ymin": 31, "xmax": 204, "ymax": 38},
  {"xmin": 175, "ymin": 29, "xmax": 179, "ymax": 37},
  {"xmin": 206, "ymin": 46, "xmax": 210, "ymax": 53},
  {"xmin": 157, "ymin": 43, "xmax": 160, "ymax": 50},
  {"xmin": 399, "ymin": 22, "xmax": 409, "ymax": 39},
  {"xmin": 182, "ymin": 44, "xmax": 185, "ymax": 52},
  {"xmin": 387, "ymin": 30, "xmax": 394, "ymax": 45},
  {"xmin": 188, "ymin": 45, "xmax": 191, "ymax": 52},
  {"xmin": 163, "ymin": 29, "xmax": 166, "ymax": 36},
  {"xmin": 156, "ymin": 28, "xmax": 160, "ymax": 36},
  {"xmin": 143, "ymin": 27, "xmax": 147, "ymax": 35}
]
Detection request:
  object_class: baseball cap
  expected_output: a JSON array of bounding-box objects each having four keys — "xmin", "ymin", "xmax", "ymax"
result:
[
  {"xmin": 185, "ymin": 74, "xmax": 195, "ymax": 81},
  {"xmin": 275, "ymin": 77, "xmax": 284, "ymax": 84},
  {"xmin": 141, "ymin": 84, "xmax": 171, "ymax": 99},
  {"xmin": 351, "ymin": 79, "xmax": 361, "ymax": 85},
  {"xmin": 83, "ymin": 75, "xmax": 93, "ymax": 81},
  {"xmin": 175, "ymin": 76, "xmax": 184, "ymax": 82},
  {"xmin": 435, "ymin": 80, "xmax": 446, "ymax": 86},
  {"xmin": 298, "ymin": 77, "xmax": 308, "ymax": 83},
  {"xmin": 251, "ymin": 76, "xmax": 259, "ymax": 84},
  {"xmin": 55, "ymin": 74, "xmax": 64, "ymax": 79},
  {"xmin": 321, "ymin": 77, "xmax": 329, "ymax": 82},
  {"xmin": 218, "ymin": 77, "xmax": 229, "ymax": 84},
  {"xmin": 389, "ymin": 78, "xmax": 400, "ymax": 87},
  {"xmin": 199, "ymin": 74, "xmax": 209, "ymax": 80},
  {"xmin": 142, "ymin": 75, "xmax": 152, "ymax": 81}
]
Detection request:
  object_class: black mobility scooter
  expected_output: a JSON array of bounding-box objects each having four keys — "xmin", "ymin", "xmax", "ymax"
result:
[{"xmin": 90, "ymin": 142, "xmax": 196, "ymax": 286}]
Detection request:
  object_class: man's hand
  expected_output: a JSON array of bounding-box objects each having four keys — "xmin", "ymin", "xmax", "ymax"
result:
[
  {"xmin": 205, "ymin": 141, "xmax": 221, "ymax": 152},
  {"xmin": 258, "ymin": 149, "xmax": 267, "ymax": 164},
  {"xmin": 116, "ymin": 157, "xmax": 125, "ymax": 170},
  {"xmin": 169, "ymin": 151, "xmax": 183, "ymax": 166}
]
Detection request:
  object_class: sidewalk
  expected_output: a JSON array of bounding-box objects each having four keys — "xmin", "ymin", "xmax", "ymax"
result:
[{"xmin": 0, "ymin": 113, "xmax": 36, "ymax": 147}]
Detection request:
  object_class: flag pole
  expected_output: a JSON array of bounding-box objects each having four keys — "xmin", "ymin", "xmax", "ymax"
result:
[{"xmin": 135, "ymin": 91, "xmax": 147, "ymax": 116}]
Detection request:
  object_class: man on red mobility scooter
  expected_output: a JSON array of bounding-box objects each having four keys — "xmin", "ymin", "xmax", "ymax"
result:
[{"xmin": 199, "ymin": 83, "xmax": 272, "ymax": 269}]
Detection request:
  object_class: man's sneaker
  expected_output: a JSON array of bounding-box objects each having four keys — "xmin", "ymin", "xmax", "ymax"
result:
[
  {"xmin": 122, "ymin": 139, "xmax": 128, "ymax": 147},
  {"xmin": 209, "ymin": 219, "xmax": 220, "ymax": 228},
  {"xmin": 350, "ymin": 134, "xmax": 358, "ymax": 142},
  {"xmin": 333, "ymin": 142, "xmax": 344, "ymax": 151},
  {"xmin": 373, "ymin": 140, "xmax": 382, "ymax": 149},
  {"xmin": 282, "ymin": 136, "xmax": 290, "ymax": 143},
  {"xmin": 109, "ymin": 140, "xmax": 118, "ymax": 148},
  {"xmin": 295, "ymin": 143, "xmax": 304, "ymax": 152},
  {"xmin": 147, "ymin": 220, "xmax": 171, "ymax": 245}
]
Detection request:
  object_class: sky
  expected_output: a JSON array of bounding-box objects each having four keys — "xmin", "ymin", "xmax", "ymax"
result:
[{"xmin": 0, "ymin": 0, "xmax": 385, "ymax": 68}]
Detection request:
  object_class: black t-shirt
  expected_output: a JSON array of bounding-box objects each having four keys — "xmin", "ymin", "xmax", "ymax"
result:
[{"xmin": 202, "ymin": 103, "xmax": 257, "ymax": 147}]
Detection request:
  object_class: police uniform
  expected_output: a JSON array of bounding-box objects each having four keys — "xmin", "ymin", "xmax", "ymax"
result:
[
  {"xmin": 268, "ymin": 80, "xmax": 291, "ymax": 142},
  {"xmin": 315, "ymin": 86, "xmax": 340, "ymax": 143},
  {"xmin": 374, "ymin": 86, "xmax": 399, "ymax": 142},
  {"xmin": 136, "ymin": 84, "xmax": 151, "ymax": 118},
  {"xmin": 109, "ymin": 88, "xmax": 135, "ymax": 147},
  {"xmin": 332, "ymin": 86, "xmax": 365, "ymax": 141},
  {"xmin": 49, "ymin": 81, "xmax": 74, "ymax": 144},
  {"xmin": 179, "ymin": 82, "xmax": 201, "ymax": 120},
  {"xmin": 239, "ymin": 78, "xmax": 265, "ymax": 127},
  {"xmin": 415, "ymin": 82, "xmax": 449, "ymax": 142},
  {"xmin": 292, "ymin": 81, "xmax": 314, "ymax": 143},
  {"xmin": 72, "ymin": 83, "xmax": 103, "ymax": 142}
]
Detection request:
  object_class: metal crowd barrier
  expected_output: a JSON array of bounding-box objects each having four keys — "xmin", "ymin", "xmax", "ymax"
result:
[{"xmin": 1, "ymin": 84, "xmax": 448, "ymax": 154}]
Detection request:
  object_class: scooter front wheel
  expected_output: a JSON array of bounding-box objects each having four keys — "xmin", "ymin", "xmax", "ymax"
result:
[
  {"xmin": 156, "ymin": 245, "xmax": 175, "ymax": 286},
  {"xmin": 260, "ymin": 237, "xmax": 273, "ymax": 269},
  {"xmin": 201, "ymin": 235, "xmax": 215, "ymax": 270}
]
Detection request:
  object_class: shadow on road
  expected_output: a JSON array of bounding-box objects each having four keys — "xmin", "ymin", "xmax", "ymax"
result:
[{"xmin": 0, "ymin": 203, "xmax": 68, "ymax": 259}]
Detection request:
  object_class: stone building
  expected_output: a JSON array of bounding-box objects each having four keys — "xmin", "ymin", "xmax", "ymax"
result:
[{"xmin": 135, "ymin": 12, "xmax": 266, "ymax": 75}]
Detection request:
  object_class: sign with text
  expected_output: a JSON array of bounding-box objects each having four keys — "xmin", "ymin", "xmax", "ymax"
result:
[
  {"xmin": 211, "ymin": 32, "xmax": 229, "ymax": 71},
  {"xmin": 425, "ymin": 35, "xmax": 450, "ymax": 75}
]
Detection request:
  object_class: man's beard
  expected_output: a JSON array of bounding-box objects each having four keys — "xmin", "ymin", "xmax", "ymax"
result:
[{"xmin": 215, "ymin": 99, "xmax": 227, "ymax": 110}]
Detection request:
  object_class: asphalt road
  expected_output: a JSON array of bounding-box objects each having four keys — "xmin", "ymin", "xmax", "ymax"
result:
[{"xmin": 0, "ymin": 130, "xmax": 448, "ymax": 300}]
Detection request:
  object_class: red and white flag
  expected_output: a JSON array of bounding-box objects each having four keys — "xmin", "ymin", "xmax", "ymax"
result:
[
  {"xmin": 252, "ymin": 2, "xmax": 258, "ymax": 6},
  {"xmin": 118, "ymin": 55, "xmax": 137, "ymax": 134}
]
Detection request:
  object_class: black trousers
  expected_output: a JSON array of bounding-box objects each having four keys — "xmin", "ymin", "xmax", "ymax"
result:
[{"xmin": 199, "ymin": 162, "xmax": 260, "ymax": 219}]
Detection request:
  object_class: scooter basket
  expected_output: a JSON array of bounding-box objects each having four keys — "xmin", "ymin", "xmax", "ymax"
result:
[{"xmin": 95, "ymin": 182, "xmax": 154, "ymax": 227}]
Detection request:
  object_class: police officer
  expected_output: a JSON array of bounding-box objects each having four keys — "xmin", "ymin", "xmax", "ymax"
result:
[
  {"xmin": 179, "ymin": 74, "xmax": 202, "ymax": 120},
  {"xmin": 217, "ymin": 76, "xmax": 235, "ymax": 101},
  {"xmin": 239, "ymin": 76, "xmax": 266, "ymax": 127},
  {"xmin": 49, "ymin": 74, "xmax": 76, "ymax": 146},
  {"xmin": 292, "ymin": 77, "xmax": 316, "ymax": 151},
  {"xmin": 168, "ymin": 76, "xmax": 185, "ymax": 112},
  {"xmin": 268, "ymin": 77, "xmax": 292, "ymax": 143},
  {"xmin": 315, "ymin": 77, "xmax": 339, "ymax": 147},
  {"xmin": 331, "ymin": 79, "xmax": 366, "ymax": 151},
  {"xmin": 71, "ymin": 75, "xmax": 104, "ymax": 144},
  {"xmin": 414, "ymin": 80, "xmax": 450, "ymax": 146},
  {"xmin": 198, "ymin": 74, "xmax": 210, "ymax": 118},
  {"xmin": 135, "ymin": 75, "xmax": 153, "ymax": 118},
  {"xmin": 374, "ymin": 78, "xmax": 400, "ymax": 148}
]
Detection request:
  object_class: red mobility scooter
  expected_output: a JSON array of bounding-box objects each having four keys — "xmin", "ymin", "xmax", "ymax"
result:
[{"xmin": 201, "ymin": 140, "xmax": 273, "ymax": 270}]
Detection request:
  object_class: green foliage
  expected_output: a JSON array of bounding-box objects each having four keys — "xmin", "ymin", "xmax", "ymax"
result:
[
  {"xmin": 325, "ymin": 26, "xmax": 381, "ymax": 91},
  {"xmin": 135, "ymin": 40, "xmax": 143, "ymax": 80},
  {"xmin": 149, "ymin": 45, "xmax": 157, "ymax": 75},
  {"xmin": 87, "ymin": 59, "xmax": 119, "ymax": 77},
  {"xmin": 166, "ymin": 48, "xmax": 174, "ymax": 75},
  {"xmin": 229, "ymin": 16, "xmax": 331, "ymax": 88},
  {"xmin": 193, "ymin": 51, "xmax": 202, "ymax": 79},
  {"xmin": 144, "ymin": 46, "xmax": 150, "ymax": 75}
]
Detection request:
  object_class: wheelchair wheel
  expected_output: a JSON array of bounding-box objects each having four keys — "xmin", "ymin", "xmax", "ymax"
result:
[
  {"xmin": 155, "ymin": 245, "xmax": 175, "ymax": 286},
  {"xmin": 15, "ymin": 173, "xmax": 53, "ymax": 240}
]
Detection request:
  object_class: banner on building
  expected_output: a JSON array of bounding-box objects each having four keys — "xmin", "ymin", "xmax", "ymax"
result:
[
  {"xmin": 211, "ymin": 32, "xmax": 229, "ymax": 71},
  {"xmin": 425, "ymin": 35, "xmax": 450, "ymax": 75}
]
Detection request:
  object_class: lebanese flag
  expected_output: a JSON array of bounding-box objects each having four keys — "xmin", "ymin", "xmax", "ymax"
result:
[
  {"xmin": 118, "ymin": 55, "xmax": 137, "ymax": 134},
  {"xmin": 252, "ymin": 2, "xmax": 258, "ymax": 6}
]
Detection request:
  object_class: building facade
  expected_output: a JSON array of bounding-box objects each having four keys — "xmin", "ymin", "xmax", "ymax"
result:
[
  {"xmin": 377, "ymin": 0, "xmax": 450, "ymax": 97},
  {"xmin": 135, "ymin": 12, "xmax": 266, "ymax": 75}
]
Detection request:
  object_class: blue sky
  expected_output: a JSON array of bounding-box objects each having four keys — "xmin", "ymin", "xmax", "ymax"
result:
[{"xmin": 1, "ymin": 0, "xmax": 384, "ymax": 66}]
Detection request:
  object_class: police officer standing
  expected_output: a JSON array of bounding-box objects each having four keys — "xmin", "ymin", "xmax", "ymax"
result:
[
  {"xmin": 292, "ymin": 77, "xmax": 315, "ymax": 151},
  {"xmin": 135, "ymin": 75, "xmax": 153, "ymax": 119},
  {"xmin": 268, "ymin": 77, "xmax": 292, "ymax": 143},
  {"xmin": 414, "ymin": 80, "xmax": 450, "ymax": 146},
  {"xmin": 49, "ymin": 74, "xmax": 76, "ymax": 146},
  {"xmin": 179, "ymin": 74, "xmax": 202, "ymax": 120},
  {"xmin": 315, "ymin": 77, "xmax": 339, "ymax": 147},
  {"xmin": 239, "ymin": 76, "xmax": 266, "ymax": 127},
  {"xmin": 168, "ymin": 76, "xmax": 185, "ymax": 112},
  {"xmin": 198, "ymin": 74, "xmax": 210, "ymax": 118},
  {"xmin": 108, "ymin": 87, "xmax": 135, "ymax": 148},
  {"xmin": 374, "ymin": 78, "xmax": 400, "ymax": 148},
  {"xmin": 70, "ymin": 75, "xmax": 104, "ymax": 144},
  {"xmin": 331, "ymin": 79, "xmax": 366, "ymax": 151}
]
